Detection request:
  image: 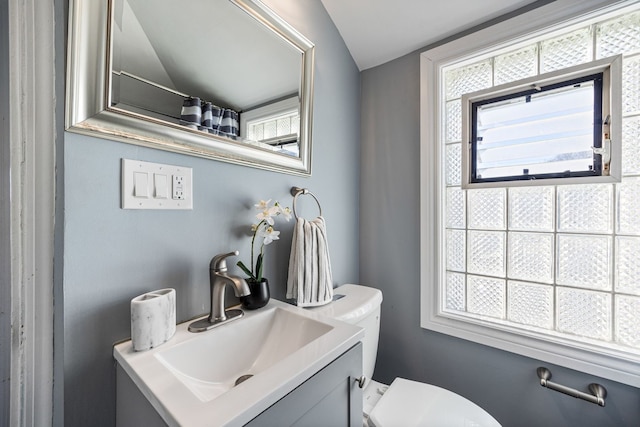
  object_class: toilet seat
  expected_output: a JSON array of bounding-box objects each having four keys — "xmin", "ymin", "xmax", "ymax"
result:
[
  {"xmin": 362, "ymin": 380, "xmax": 388, "ymax": 422},
  {"xmin": 368, "ymin": 378, "xmax": 501, "ymax": 427}
]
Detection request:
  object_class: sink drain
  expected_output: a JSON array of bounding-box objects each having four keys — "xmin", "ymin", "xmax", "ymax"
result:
[{"xmin": 234, "ymin": 374, "xmax": 253, "ymax": 386}]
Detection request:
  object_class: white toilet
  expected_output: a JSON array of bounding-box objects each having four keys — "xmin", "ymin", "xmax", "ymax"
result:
[{"xmin": 311, "ymin": 284, "xmax": 501, "ymax": 427}]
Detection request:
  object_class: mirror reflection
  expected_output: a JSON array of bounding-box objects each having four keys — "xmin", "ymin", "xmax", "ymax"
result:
[
  {"xmin": 67, "ymin": 0, "xmax": 314, "ymax": 175},
  {"xmin": 111, "ymin": 0, "xmax": 305, "ymax": 157}
]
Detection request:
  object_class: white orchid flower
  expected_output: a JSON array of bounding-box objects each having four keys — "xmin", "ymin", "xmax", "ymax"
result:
[
  {"xmin": 262, "ymin": 226, "xmax": 280, "ymax": 245},
  {"xmin": 238, "ymin": 199, "xmax": 291, "ymax": 281},
  {"xmin": 256, "ymin": 209, "xmax": 275, "ymax": 225},
  {"xmin": 254, "ymin": 199, "xmax": 271, "ymax": 210},
  {"xmin": 280, "ymin": 206, "xmax": 293, "ymax": 221}
]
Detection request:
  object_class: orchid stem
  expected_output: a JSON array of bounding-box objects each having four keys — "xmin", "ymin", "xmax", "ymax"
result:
[{"xmin": 250, "ymin": 219, "xmax": 266, "ymax": 277}]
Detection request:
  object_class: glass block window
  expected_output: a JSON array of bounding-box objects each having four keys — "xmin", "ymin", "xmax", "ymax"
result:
[
  {"xmin": 540, "ymin": 27, "xmax": 593, "ymax": 73},
  {"xmin": 445, "ymin": 59, "xmax": 492, "ymax": 100},
  {"xmin": 240, "ymin": 96, "xmax": 300, "ymax": 155},
  {"xmin": 466, "ymin": 71, "xmax": 610, "ymax": 184},
  {"xmin": 436, "ymin": 7, "xmax": 640, "ymax": 363},
  {"xmin": 246, "ymin": 110, "xmax": 299, "ymax": 145},
  {"xmin": 494, "ymin": 45, "xmax": 538, "ymax": 86}
]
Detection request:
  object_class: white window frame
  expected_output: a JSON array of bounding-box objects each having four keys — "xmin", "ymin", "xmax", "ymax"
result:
[
  {"xmin": 461, "ymin": 56, "xmax": 622, "ymax": 189},
  {"xmin": 420, "ymin": 0, "xmax": 640, "ymax": 388},
  {"xmin": 240, "ymin": 96, "xmax": 299, "ymax": 144}
]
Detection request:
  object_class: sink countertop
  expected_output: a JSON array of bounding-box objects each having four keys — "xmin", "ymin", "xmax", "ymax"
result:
[{"xmin": 113, "ymin": 298, "xmax": 364, "ymax": 427}]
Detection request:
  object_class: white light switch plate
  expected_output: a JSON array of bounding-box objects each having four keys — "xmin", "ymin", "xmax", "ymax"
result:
[{"xmin": 121, "ymin": 159, "xmax": 193, "ymax": 210}]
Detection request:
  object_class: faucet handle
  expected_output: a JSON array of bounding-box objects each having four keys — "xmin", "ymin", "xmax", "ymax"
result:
[{"xmin": 210, "ymin": 250, "xmax": 240, "ymax": 272}]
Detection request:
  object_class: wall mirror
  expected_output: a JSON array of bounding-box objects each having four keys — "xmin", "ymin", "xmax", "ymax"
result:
[{"xmin": 66, "ymin": 0, "xmax": 315, "ymax": 176}]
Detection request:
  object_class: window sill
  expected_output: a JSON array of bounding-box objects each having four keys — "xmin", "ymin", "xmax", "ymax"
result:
[{"xmin": 419, "ymin": 291, "xmax": 640, "ymax": 387}]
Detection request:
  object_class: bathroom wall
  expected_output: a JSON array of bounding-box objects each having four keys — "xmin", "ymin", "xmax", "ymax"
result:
[
  {"xmin": 359, "ymin": 7, "xmax": 640, "ymax": 427},
  {"xmin": 60, "ymin": 1, "xmax": 360, "ymax": 425}
]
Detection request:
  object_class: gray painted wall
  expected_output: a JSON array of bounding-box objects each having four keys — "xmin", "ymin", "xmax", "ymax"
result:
[
  {"xmin": 359, "ymin": 26, "xmax": 640, "ymax": 427},
  {"xmin": 57, "ymin": 0, "xmax": 640, "ymax": 426},
  {"xmin": 60, "ymin": 1, "xmax": 360, "ymax": 425}
]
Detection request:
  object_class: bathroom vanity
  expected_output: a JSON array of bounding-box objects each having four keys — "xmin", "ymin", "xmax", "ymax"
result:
[
  {"xmin": 114, "ymin": 300, "xmax": 364, "ymax": 426},
  {"xmin": 245, "ymin": 344, "xmax": 362, "ymax": 426}
]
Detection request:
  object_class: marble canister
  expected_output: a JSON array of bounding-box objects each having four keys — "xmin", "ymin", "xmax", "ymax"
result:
[{"xmin": 130, "ymin": 288, "xmax": 176, "ymax": 351}]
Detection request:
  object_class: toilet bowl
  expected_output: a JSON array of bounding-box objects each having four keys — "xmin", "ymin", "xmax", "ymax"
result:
[{"xmin": 310, "ymin": 284, "xmax": 501, "ymax": 427}]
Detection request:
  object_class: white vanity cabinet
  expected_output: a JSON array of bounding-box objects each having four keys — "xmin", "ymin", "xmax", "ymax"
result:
[{"xmin": 116, "ymin": 343, "xmax": 363, "ymax": 427}]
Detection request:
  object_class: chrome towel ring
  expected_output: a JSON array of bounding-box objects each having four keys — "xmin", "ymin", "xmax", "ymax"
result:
[{"xmin": 290, "ymin": 186, "xmax": 322, "ymax": 219}]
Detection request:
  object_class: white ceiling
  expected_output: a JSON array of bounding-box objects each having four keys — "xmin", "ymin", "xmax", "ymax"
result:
[{"xmin": 320, "ymin": 0, "xmax": 540, "ymax": 70}]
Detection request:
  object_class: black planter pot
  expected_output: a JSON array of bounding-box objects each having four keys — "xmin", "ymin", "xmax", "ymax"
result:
[{"xmin": 241, "ymin": 278, "xmax": 270, "ymax": 310}]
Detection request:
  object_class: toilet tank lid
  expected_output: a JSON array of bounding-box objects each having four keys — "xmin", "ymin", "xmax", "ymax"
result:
[
  {"xmin": 369, "ymin": 378, "xmax": 501, "ymax": 427},
  {"xmin": 309, "ymin": 284, "xmax": 382, "ymax": 324}
]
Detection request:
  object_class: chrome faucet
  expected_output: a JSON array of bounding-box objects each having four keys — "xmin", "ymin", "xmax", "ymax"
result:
[{"xmin": 189, "ymin": 251, "xmax": 251, "ymax": 332}]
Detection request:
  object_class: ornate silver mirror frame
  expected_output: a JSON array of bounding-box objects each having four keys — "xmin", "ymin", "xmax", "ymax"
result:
[{"xmin": 65, "ymin": 0, "xmax": 314, "ymax": 176}]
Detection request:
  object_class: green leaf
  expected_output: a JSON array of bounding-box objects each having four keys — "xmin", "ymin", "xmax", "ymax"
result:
[
  {"xmin": 236, "ymin": 261, "xmax": 255, "ymax": 280},
  {"xmin": 256, "ymin": 254, "xmax": 264, "ymax": 281}
]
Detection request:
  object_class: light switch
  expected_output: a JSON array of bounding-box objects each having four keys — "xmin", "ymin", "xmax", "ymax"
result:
[
  {"xmin": 154, "ymin": 173, "xmax": 168, "ymax": 199},
  {"xmin": 133, "ymin": 172, "xmax": 149, "ymax": 198},
  {"xmin": 122, "ymin": 159, "xmax": 192, "ymax": 209}
]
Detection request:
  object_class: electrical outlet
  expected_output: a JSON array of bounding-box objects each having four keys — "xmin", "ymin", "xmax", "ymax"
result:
[
  {"xmin": 173, "ymin": 175, "xmax": 185, "ymax": 200},
  {"xmin": 121, "ymin": 159, "xmax": 192, "ymax": 209}
]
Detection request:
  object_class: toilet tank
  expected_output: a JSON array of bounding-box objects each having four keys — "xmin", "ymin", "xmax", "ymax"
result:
[{"xmin": 310, "ymin": 284, "xmax": 383, "ymax": 380}]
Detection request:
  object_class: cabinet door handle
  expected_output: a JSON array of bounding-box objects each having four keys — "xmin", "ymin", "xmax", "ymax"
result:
[{"xmin": 355, "ymin": 376, "xmax": 366, "ymax": 388}]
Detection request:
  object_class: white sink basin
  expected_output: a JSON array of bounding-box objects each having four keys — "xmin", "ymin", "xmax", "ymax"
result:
[
  {"xmin": 114, "ymin": 299, "xmax": 363, "ymax": 427},
  {"xmin": 155, "ymin": 307, "xmax": 333, "ymax": 402}
]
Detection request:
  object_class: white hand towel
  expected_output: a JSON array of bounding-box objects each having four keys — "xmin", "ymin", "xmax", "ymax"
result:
[{"xmin": 286, "ymin": 216, "xmax": 333, "ymax": 307}]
